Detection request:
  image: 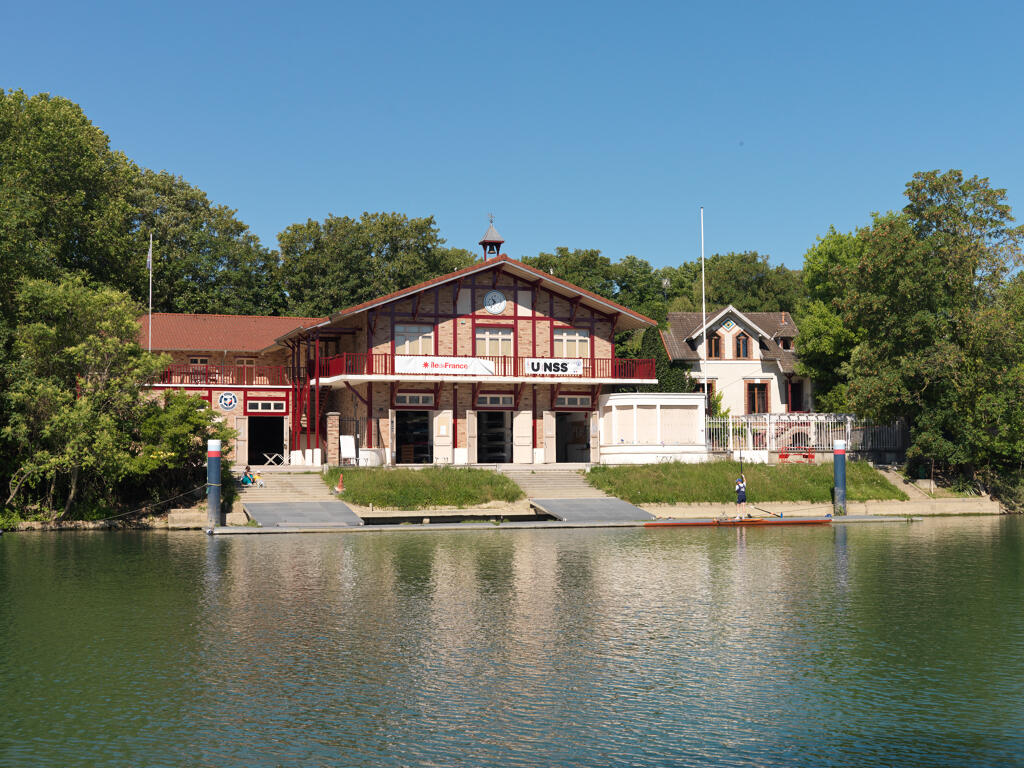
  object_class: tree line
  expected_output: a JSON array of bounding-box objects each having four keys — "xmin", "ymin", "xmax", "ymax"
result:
[{"xmin": 2, "ymin": 88, "xmax": 1021, "ymax": 519}]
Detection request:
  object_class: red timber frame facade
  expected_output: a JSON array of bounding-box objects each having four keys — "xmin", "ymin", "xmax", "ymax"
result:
[
  {"xmin": 147, "ymin": 353, "xmax": 297, "ymax": 467},
  {"xmin": 283, "ymin": 255, "xmax": 658, "ymax": 467}
]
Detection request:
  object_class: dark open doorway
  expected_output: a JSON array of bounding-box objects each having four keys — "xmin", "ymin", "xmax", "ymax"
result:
[
  {"xmin": 789, "ymin": 380, "xmax": 805, "ymax": 412},
  {"xmin": 249, "ymin": 416, "xmax": 285, "ymax": 465},
  {"xmin": 555, "ymin": 412, "xmax": 590, "ymax": 463},
  {"xmin": 477, "ymin": 411, "xmax": 512, "ymax": 463},
  {"xmin": 396, "ymin": 411, "xmax": 432, "ymax": 464}
]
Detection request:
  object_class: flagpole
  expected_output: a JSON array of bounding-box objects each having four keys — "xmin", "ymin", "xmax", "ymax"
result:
[
  {"xmin": 148, "ymin": 232, "xmax": 153, "ymax": 353},
  {"xmin": 700, "ymin": 207, "xmax": 707, "ymax": 401}
]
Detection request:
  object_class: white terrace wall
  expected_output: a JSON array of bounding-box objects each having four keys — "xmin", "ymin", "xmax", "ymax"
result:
[{"xmin": 598, "ymin": 392, "xmax": 708, "ymax": 464}]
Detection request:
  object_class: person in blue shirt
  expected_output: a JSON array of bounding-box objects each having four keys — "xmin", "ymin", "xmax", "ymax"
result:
[{"xmin": 735, "ymin": 473, "xmax": 747, "ymax": 514}]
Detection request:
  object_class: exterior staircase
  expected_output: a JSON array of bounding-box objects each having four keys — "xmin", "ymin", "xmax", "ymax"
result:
[
  {"xmin": 168, "ymin": 472, "xmax": 336, "ymax": 529},
  {"xmin": 499, "ymin": 466, "xmax": 608, "ymax": 499},
  {"xmin": 235, "ymin": 472, "xmax": 336, "ymax": 502}
]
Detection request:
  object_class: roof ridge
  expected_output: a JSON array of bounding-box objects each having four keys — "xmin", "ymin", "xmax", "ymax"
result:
[
  {"xmin": 277, "ymin": 253, "xmax": 656, "ymax": 344},
  {"xmin": 145, "ymin": 312, "xmax": 325, "ymax": 321}
]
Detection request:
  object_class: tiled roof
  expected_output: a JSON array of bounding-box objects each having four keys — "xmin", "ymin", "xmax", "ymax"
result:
[
  {"xmin": 138, "ymin": 313, "xmax": 325, "ymax": 353},
  {"xmin": 663, "ymin": 308, "xmax": 800, "ymax": 373},
  {"xmin": 280, "ymin": 254, "xmax": 657, "ymax": 342},
  {"xmin": 668, "ymin": 309, "xmax": 798, "ymax": 340},
  {"xmin": 479, "ymin": 223, "xmax": 504, "ymax": 245}
]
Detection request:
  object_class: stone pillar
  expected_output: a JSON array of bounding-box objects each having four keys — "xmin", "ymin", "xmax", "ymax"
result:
[{"xmin": 326, "ymin": 412, "xmax": 340, "ymax": 466}]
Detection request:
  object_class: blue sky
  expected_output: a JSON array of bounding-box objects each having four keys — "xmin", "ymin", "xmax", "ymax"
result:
[{"xmin": 4, "ymin": 0, "xmax": 1022, "ymax": 270}]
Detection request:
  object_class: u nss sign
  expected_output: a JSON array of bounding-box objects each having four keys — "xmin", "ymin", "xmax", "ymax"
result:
[{"xmin": 524, "ymin": 358, "xmax": 584, "ymax": 375}]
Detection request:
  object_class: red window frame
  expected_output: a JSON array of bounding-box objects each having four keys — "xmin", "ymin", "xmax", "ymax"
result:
[
  {"xmin": 746, "ymin": 382, "xmax": 768, "ymax": 414},
  {"xmin": 707, "ymin": 334, "xmax": 722, "ymax": 359},
  {"xmin": 735, "ymin": 333, "xmax": 751, "ymax": 359}
]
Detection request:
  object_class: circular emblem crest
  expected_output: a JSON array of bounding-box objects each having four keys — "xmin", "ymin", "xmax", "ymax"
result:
[{"xmin": 218, "ymin": 392, "xmax": 238, "ymax": 411}]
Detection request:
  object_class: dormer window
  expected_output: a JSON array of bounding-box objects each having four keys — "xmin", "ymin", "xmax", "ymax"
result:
[
  {"xmin": 707, "ymin": 334, "xmax": 722, "ymax": 359},
  {"xmin": 735, "ymin": 333, "xmax": 751, "ymax": 359},
  {"xmin": 780, "ymin": 338, "xmax": 792, "ymax": 350}
]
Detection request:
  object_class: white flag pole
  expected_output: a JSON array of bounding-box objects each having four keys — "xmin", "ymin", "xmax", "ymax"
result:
[
  {"xmin": 700, "ymin": 207, "xmax": 707, "ymax": 401},
  {"xmin": 148, "ymin": 232, "xmax": 153, "ymax": 353}
]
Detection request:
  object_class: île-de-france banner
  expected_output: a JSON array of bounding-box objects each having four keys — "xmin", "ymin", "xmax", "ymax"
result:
[
  {"xmin": 395, "ymin": 356, "xmax": 497, "ymax": 376},
  {"xmin": 523, "ymin": 358, "xmax": 585, "ymax": 375}
]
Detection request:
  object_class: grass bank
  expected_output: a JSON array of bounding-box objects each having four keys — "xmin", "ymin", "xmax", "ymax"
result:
[
  {"xmin": 587, "ymin": 461, "xmax": 908, "ymax": 505},
  {"xmin": 324, "ymin": 466, "xmax": 524, "ymax": 509}
]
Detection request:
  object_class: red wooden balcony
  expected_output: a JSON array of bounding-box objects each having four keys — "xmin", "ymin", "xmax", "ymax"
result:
[
  {"xmin": 317, "ymin": 353, "xmax": 656, "ymax": 380},
  {"xmin": 156, "ymin": 364, "xmax": 291, "ymax": 387}
]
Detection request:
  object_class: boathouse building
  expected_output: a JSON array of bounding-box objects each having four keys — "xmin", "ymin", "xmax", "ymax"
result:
[{"xmin": 141, "ymin": 225, "xmax": 688, "ymax": 467}]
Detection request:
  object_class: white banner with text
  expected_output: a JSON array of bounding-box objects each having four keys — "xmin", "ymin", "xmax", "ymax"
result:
[
  {"xmin": 395, "ymin": 356, "xmax": 497, "ymax": 376},
  {"xmin": 523, "ymin": 358, "xmax": 585, "ymax": 376}
]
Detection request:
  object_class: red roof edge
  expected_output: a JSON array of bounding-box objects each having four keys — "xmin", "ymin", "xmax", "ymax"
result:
[
  {"xmin": 277, "ymin": 254, "xmax": 657, "ymax": 344},
  {"xmin": 658, "ymin": 328, "xmax": 672, "ymax": 359}
]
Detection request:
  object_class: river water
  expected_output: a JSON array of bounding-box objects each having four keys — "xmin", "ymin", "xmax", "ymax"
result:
[{"xmin": 1, "ymin": 517, "xmax": 1022, "ymax": 767}]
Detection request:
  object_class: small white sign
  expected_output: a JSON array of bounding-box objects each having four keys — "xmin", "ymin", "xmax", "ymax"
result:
[
  {"xmin": 395, "ymin": 356, "xmax": 497, "ymax": 376},
  {"xmin": 218, "ymin": 392, "xmax": 238, "ymax": 410},
  {"xmin": 524, "ymin": 358, "xmax": 584, "ymax": 376}
]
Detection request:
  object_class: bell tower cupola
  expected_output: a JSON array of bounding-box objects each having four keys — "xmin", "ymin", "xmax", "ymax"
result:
[{"xmin": 478, "ymin": 214, "xmax": 504, "ymax": 259}]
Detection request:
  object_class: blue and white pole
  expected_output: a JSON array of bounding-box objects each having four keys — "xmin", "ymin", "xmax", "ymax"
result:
[
  {"xmin": 207, "ymin": 439, "xmax": 223, "ymax": 528},
  {"xmin": 833, "ymin": 439, "xmax": 847, "ymax": 516}
]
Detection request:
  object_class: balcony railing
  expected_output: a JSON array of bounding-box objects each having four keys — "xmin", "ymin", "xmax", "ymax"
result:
[
  {"xmin": 318, "ymin": 353, "xmax": 656, "ymax": 380},
  {"xmin": 156, "ymin": 364, "xmax": 291, "ymax": 387}
]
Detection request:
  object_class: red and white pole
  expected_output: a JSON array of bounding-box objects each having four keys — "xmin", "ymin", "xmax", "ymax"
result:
[
  {"xmin": 833, "ymin": 439, "xmax": 847, "ymax": 516},
  {"xmin": 207, "ymin": 439, "xmax": 223, "ymax": 528}
]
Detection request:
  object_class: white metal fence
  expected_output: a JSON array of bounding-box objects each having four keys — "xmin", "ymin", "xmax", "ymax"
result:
[{"xmin": 705, "ymin": 414, "xmax": 907, "ymax": 453}]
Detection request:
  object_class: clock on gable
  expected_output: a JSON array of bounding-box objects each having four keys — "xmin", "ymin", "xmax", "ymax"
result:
[{"xmin": 483, "ymin": 290, "xmax": 507, "ymax": 315}]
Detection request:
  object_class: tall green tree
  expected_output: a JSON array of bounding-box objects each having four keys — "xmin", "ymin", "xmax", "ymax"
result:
[
  {"xmin": 279, "ymin": 212, "xmax": 474, "ymax": 316},
  {"xmin": 636, "ymin": 326, "xmax": 694, "ymax": 394},
  {"xmin": 665, "ymin": 251, "xmax": 803, "ymax": 313},
  {"xmin": 702, "ymin": 251, "xmax": 803, "ymax": 312},
  {"xmin": 842, "ymin": 171, "xmax": 1024, "ymax": 476},
  {"xmin": 611, "ymin": 254, "xmax": 667, "ymax": 322},
  {"xmin": 0, "ymin": 89, "xmax": 135, "ymax": 317},
  {"xmin": 794, "ymin": 227, "xmax": 864, "ymax": 410},
  {"xmin": 522, "ymin": 247, "xmax": 617, "ymax": 298},
  {"xmin": 3, "ymin": 278, "xmax": 163, "ymax": 517},
  {"xmin": 127, "ymin": 168, "xmax": 284, "ymax": 315},
  {"xmin": 2, "ymin": 277, "xmax": 229, "ymax": 520}
]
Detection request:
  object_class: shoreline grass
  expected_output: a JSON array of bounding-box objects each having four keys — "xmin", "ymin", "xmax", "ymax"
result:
[
  {"xmin": 587, "ymin": 460, "xmax": 908, "ymax": 505},
  {"xmin": 324, "ymin": 466, "xmax": 524, "ymax": 509}
]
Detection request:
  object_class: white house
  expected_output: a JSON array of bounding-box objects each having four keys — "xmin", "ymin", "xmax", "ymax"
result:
[{"xmin": 661, "ymin": 306, "xmax": 812, "ymax": 415}]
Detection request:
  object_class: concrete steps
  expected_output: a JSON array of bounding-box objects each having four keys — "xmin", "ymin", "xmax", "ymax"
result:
[
  {"xmin": 235, "ymin": 472, "xmax": 336, "ymax": 503},
  {"xmin": 500, "ymin": 468, "xmax": 608, "ymax": 499},
  {"xmin": 877, "ymin": 468, "xmax": 932, "ymax": 499}
]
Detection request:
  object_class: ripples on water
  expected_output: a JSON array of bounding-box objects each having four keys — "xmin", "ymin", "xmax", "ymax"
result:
[{"xmin": 1, "ymin": 518, "xmax": 1023, "ymax": 767}]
